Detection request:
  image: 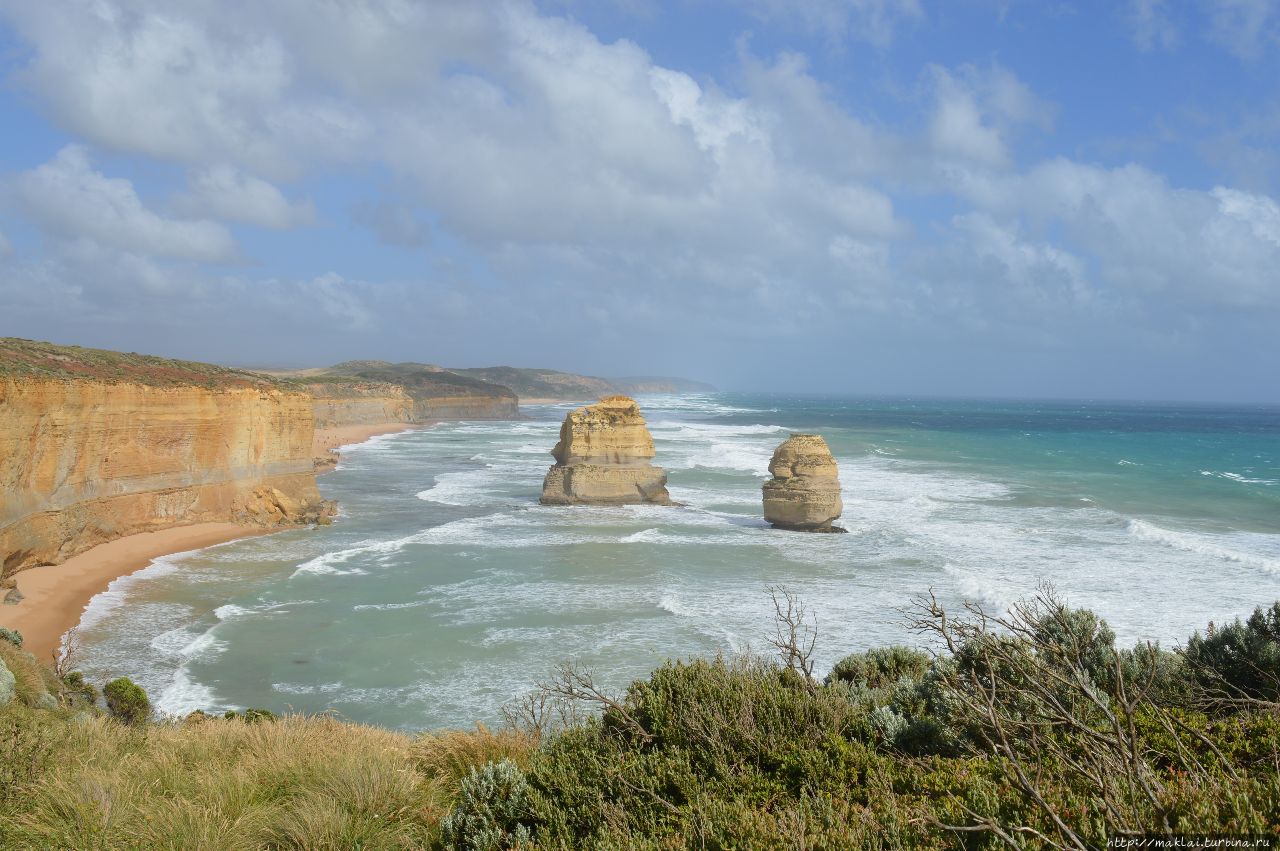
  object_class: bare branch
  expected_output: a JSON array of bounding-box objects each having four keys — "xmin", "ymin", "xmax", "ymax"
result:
[{"xmin": 767, "ymin": 585, "xmax": 818, "ymax": 687}]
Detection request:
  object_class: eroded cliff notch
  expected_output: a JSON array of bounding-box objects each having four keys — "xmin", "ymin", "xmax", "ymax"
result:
[
  {"xmin": 540, "ymin": 396, "xmax": 672, "ymax": 506},
  {"xmin": 762, "ymin": 434, "xmax": 845, "ymax": 532}
]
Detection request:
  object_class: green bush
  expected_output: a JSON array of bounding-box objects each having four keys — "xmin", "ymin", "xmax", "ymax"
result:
[
  {"xmin": 827, "ymin": 646, "xmax": 931, "ymax": 690},
  {"xmin": 0, "ymin": 627, "xmax": 22, "ymax": 648},
  {"xmin": 102, "ymin": 677, "xmax": 150, "ymax": 725},
  {"xmin": 61, "ymin": 671, "xmax": 97, "ymax": 708},
  {"xmin": 441, "ymin": 759, "xmax": 533, "ymax": 851},
  {"xmin": 1028, "ymin": 603, "xmax": 1118, "ymax": 689},
  {"xmin": 1184, "ymin": 602, "xmax": 1280, "ymax": 703},
  {"xmin": 222, "ymin": 707, "xmax": 279, "ymax": 723}
]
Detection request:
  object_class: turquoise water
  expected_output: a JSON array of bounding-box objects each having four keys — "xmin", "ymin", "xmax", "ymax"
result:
[{"xmin": 75, "ymin": 394, "xmax": 1280, "ymax": 731}]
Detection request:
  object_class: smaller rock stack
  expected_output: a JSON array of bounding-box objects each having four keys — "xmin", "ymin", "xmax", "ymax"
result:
[
  {"xmin": 540, "ymin": 396, "xmax": 672, "ymax": 506},
  {"xmin": 762, "ymin": 434, "xmax": 845, "ymax": 532}
]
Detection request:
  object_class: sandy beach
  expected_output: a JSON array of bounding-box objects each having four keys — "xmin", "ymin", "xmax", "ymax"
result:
[
  {"xmin": 0, "ymin": 425, "xmax": 421, "ymax": 663},
  {"xmin": 0, "ymin": 523, "xmax": 271, "ymax": 662},
  {"xmin": 312, "ymin": 422, "xmax": 417, "ymax": 460}
]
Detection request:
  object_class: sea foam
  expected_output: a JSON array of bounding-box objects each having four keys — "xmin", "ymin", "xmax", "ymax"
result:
[{"xmin": 1128, "ymin": 519, "xmax": 1280, "ymax": 574}]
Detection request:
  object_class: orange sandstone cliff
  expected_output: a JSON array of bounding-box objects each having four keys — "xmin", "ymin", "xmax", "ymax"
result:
[
  {"xmin": 0, "ymin": 339, "xmax": 333, "ymax": 585},
  {"xmin": 295, "ymin": 361, "xmax": 520, "ymax": 427}
]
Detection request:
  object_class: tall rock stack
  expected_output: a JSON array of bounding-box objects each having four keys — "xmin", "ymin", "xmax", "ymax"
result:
[
  {"xmin": 540, "ymin": 396, "xmax": 672, "ymax": 506},
  {"xmin": 762, "ymin": 434, "xmax": 845, "ymax": 532}
]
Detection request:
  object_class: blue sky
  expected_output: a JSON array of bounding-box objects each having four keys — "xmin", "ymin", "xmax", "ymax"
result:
[{"xmin": 0, "ymin": 1, "xmax": 1277, "ymax": 401}]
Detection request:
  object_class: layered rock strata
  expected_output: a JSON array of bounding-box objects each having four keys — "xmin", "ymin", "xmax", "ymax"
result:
[
  {"xmin": 0, "ymin": 341, "xmax": 335, "ymax": 584},
  {"xmin": 308, "ymin": 381, "xmax": 416, "ymax": 430},
  {"xmin": 540, "ymin": 396, "xmax": 671, "ymax": 505},
  {"xmin": 761, "ymin": 434, "xmax": 845, "ymax": 532},
  {"xmin": 303, "ymin": 362, "xmax": 520, "ymax": 422}
]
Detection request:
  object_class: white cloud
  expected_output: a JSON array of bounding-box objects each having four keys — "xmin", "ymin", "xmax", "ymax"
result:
[
  {"xmin": 1205, "ymin": 0, "xmax": 1278, "ymax": 59},
  {"xmin": 13, "ymin": 146, "xmax": 239, "ymax": 263},
  {"xmin": 175, "ymin": 166, "xmax": 314, "ymax": 229},
  {"xmin": 930, "ymin": 72, "xmax": 1009, "ymax": 170},
  {"xmin": 1213, "ymin": 186, "xmax": 1280, "ymax": 246},
  {"xmin": 926, "ymin": 64, "xmax": 1055, "ymax": 171},
  {"xmin": 953, "ymin": 212, "xmax": 1093, "ymax": 308},
  {"xmin": 0, "ymin": 0, "xmax": 1276, "ymax": 387},
  {"xmin": 952, "ymin": 158, "xmax": 1280, "ymax": 308},
  {"xmin": 0, "ymin": 0, "xmax": 368, "ymax": 177},
  {"xmin": 0, "ymin": 229, "xmax": 12, "ymax": 259}
]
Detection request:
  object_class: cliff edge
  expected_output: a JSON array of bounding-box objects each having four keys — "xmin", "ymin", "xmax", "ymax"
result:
[{"xmin": 0, "ymin": 339, "xmax": 333, "ymax": 586}]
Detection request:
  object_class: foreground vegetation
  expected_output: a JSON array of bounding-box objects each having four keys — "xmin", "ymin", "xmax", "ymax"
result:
[{"xmin": 3, "ymin": 587, "xmax": 1279, "ymax": 848}]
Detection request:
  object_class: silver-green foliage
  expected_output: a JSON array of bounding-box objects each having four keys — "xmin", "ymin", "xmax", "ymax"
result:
[{"xmin": 441, "ymin": 758, "xmax": 533, "ymax": 851}]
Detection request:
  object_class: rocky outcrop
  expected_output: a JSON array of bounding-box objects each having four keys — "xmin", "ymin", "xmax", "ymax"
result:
[
  {"xmin": 0, "ymin": 657, "xmax": 14, "ymax": 707},
  {"xmin": 0, "ymin": 339, "xmax": 335, "ymax": 583},
  {"xmin": 761, "ymin": 434, "xmax": 845, "ymax": 532},
  {"xmin": 540, "ymin": 396, "xmax": 671, "ymax": 505}
]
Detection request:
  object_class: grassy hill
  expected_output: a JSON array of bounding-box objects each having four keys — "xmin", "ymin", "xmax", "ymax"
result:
[
  {"xmin": 447, "ymin": 366, "xmax": 714, "ymax": 400},
  {"xmin": 306, "ymin": 361, "xmax": 518, "ymax": 402},
  {"xmin": 0, "ymin": 338, "xmax": 281, "ymax": 390}
]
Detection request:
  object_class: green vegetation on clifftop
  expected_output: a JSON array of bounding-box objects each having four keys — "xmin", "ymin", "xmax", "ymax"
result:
[
  {"xmin": 3, "ymin": 588, "xmax": 1279, "ymax": 848},
  {"xmin": 448, "ymin": 365, "xmax": 714, "ymax": 400},
  {"xmin": 0, "ymin": 338, "xmax": 282, "ymax": 389}
]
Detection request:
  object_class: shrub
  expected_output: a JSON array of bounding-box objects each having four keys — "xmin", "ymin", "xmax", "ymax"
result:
[
  {"xmin": 1184, "ymin": 603, "xmax": 1280, "ymax": 704},
  {"xmin": 827, "ymin": 646, "xmax": 931, "ymax": 690},
  {"xmin": 103, "ymin": 677, "xmax": 150, "ymax": 725},
  {"xmin": 440, "ymin": 759, "xmax": 533, "ymax": 851},
  {"xmin": 61, "ymin": 671, "xmax": 97, "ymax": 708},
  {"xmin": 0, "ymin": 627, "xmax": 22, "ymax": 648},
  {"xmin": 1028, "ymin": 602, "xmax": 1118, "ymax": 689},
  {"xmin": 222, "ymin": 707, "xmax": 279, "ymax": 723}
]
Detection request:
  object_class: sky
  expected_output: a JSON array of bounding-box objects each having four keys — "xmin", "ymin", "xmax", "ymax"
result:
[{"xmin": 0, "ymin": 1, "xmax": 1277, "ymax": 401}]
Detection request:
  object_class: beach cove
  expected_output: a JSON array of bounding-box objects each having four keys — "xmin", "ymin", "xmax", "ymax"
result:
[{"xmin": 0, "ymin": 423, "xmax": 424, "ymax": 662}]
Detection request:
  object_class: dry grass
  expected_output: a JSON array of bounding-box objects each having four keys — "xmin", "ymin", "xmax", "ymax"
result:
[
  {"xmin": 2, "ymin": 710, "xmax": 537, "ymax": 850},
  {"xmin": 0, "ymin": 641, "xmax": 59, "ymax": 706},
  {"xmin": 411, "ymin": 723, "xmax": 538, "ymax": 806},
  {"xmin": 0, "ymin": 337, "xmax": 277, "ymax": 388}
]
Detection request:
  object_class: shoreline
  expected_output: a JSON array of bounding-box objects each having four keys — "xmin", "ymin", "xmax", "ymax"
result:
[
  {"xmin": 0, "ymin": 523, "xmax": 272, "ymax": 662},
  {"xmin": 1, "ymin": 423, "xmax": 423, "ymax": 663},
  {"xmin": 313, "ymin": 422, "xmax": 422, "ymax": 472}
]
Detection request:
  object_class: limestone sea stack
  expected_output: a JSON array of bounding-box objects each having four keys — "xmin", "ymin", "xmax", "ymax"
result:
[
  {"xmin": 762, "ymin": 434, "xmax": 845, "ymax": 532},
  {"xmin": 540, "ymin": 396, "xmax": 672, "ymax": 506}
]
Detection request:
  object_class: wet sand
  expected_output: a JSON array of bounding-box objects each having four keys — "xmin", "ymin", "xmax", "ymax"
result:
[{"xmin": 0, "ymin": 523, "xmax": 272, "ymax": 662}]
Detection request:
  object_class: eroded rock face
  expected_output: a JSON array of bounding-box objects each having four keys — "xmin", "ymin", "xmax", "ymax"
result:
[
  {"xmin": 0, "ymin": 376, "xmax": 333, "ymax": 582},
  {"xmin": 540, "ymin": 396, "xmax": 671, "ymax": 505},
  {"xmin": 762, "ymin": 434, "xmax": 844, "ymax": 532}
]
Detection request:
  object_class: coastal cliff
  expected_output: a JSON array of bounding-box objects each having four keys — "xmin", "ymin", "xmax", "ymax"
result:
[
  {"xmin": 540, "ymin": 396, "xmax": 672, "ymax": 505},
  {"xmin": 307, "ymin": 381, "xmax": 416, "ymax": 429},
  {"xmin": 294, "ymin": 361, "xmax": 519, "ymax": 426},
  {"xmin": 0, "ymin": 340, "xmax": 332, "ymax": 583}
]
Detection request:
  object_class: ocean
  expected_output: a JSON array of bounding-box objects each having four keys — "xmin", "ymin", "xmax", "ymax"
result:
[{"xmin": 73, "ymin": 394, "xmax": 1280, "ymax": 731}]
